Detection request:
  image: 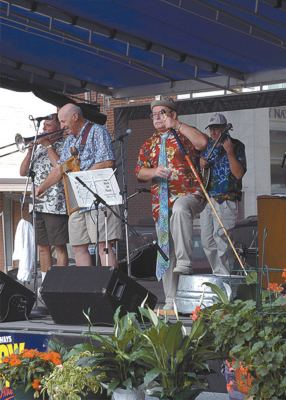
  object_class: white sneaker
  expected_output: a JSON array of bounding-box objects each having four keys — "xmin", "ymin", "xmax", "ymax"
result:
[{"xmin": 37, "ymin": 286, "xmax": 46, "ymax": 307}]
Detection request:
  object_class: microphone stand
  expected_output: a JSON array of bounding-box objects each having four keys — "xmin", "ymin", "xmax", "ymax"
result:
[
  {"xmin": 281, "ymin": 152, "xmax": 286, "ymax": 168},
  {"xmin": 21, "ymin": 118, "xmax": 47, "ymax": 317},
  {"xmin": 117, "ymin": 134, "xmax": 132, "ymax": 277},
  {"xmin": 92, "ymin": 196, "xmax": 100, "ymax": 266},
  {"xmin": 75, "ymin": 176, "xmax": 135, "ymax": 274}
]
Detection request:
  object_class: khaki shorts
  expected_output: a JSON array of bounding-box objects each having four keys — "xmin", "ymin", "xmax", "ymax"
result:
[{"xmin": 68, "ymin": 206, "xmax": 122, "ymax": 245}]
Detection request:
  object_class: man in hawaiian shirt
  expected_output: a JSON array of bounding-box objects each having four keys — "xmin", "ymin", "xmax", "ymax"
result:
[
  {"xmin": 20, "ymin": 114, "xmax": 69, "ymax": 283},
  {"xmin": 200, "ymin": 113, "xmax": 247, "ymax": 275},
  {"xmin": 135, "ymin": 97, "xmax": 207, "ymax": 309},
  {"xmin": 36, "ymin": 103, "xmax": 121, "ymax": 267}
]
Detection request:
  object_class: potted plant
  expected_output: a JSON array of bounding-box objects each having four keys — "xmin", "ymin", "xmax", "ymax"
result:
[
  {"xmin": 196, "ymin": 271, "xmax": 286, "ymax": 400},
  {"xmin": 0, "ymin": 347, "xmax": 62, "ymax": 399},
  {"xmin": 41, "ymin": 350, "xmax": 104, "ymax": 400},
  {"xmin": 135, "ymin": 305, "xmax": 217, "ymax": 400},
  {"xmin": 69, "ymin": 304, "xmax": 217, "ymax": 400},
  {"xmin": 72, "ymin": 308, "xmax": 147, "ymax": 399}
]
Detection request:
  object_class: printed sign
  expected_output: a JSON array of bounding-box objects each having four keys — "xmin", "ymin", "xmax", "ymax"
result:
[{"xmin": 0, "ymin": 332, "xmax": 50, "ymax": 399}]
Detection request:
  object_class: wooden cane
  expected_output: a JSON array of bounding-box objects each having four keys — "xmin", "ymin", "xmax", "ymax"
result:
[{"xmin": 172, "ymin": 128, "xmax": 247, "ymax": 276}]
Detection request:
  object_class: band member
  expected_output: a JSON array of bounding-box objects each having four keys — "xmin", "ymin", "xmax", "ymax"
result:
[
  {"xmin": 200, "ymin": 113, "xmax": 247, "ymax": 275},
  {"xmin": 20, "ymin": 114, "xmax": 69, "ymax": 283},
  {"xmin": 36, "ymin": 103, "xmax": 122, "ymax": 267},
  {"xmin": 135, "ymin": 97, "xmax": 207, "ymax": 310}
]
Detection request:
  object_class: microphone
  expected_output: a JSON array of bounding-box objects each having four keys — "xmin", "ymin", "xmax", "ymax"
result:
[
  {"xmin": 113, "ymin": 128, "xmax": 132, "ymax": 142},
  {"xmin": 29, "ymin": 115, "xmax": 53, "ymax": 123},
  {"xmin": 281, "ymin": 152, "xmax": 286, "ymax": 168},
  {"xmin": 153, "ymin": 240, "xmax": 169, "ymax": 261}
]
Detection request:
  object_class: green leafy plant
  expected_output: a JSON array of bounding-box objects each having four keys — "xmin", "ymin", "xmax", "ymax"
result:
[
  {"xmin": 66, "ymin": 305, "xmax": 217, "ymax": 400},
  {"xmin": 72, "ymin": 308, "xmax": 147, "ymax": 396},
  {"xmin": 197, "ymin": 275, "xmax": 286, "ymax": 400},
  {"xmin": 136, "ymin": 306, "xmax": 217, "ymax": 400},
  {"xmin": 41, "ymin": 351, "xmax": 103, "ymax": 400}
]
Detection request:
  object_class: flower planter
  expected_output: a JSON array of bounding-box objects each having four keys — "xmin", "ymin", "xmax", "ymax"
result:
[
  {"xmin": 12, "ymin": 387, "xmax": 46, "ymax": 399},
  {"xmin": 112, "ymin": 388, "xmax": 145, "ymax": 400}
]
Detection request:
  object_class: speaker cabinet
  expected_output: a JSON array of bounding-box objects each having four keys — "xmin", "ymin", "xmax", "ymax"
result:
[
  {"xmin": 257, "ymin": 195, "xmax": 286, "ymax": 287},
  {"xmin": 0, "ymin": 271, "xmax": 35, "ymax": 322},
  {"xmin": 41, "ymin": 266, "xmax": 158, "ymax": 325}
]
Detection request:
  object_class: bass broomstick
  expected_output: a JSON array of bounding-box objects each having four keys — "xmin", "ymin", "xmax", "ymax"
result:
[{"xmin": 172, "ymin": 129, "xmax": 247, "ymax": 276}]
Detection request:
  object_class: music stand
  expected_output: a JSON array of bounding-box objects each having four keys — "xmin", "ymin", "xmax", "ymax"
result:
[{"xmin": 68, "ymin": 169, "xmax": 123, "ymax": 268}]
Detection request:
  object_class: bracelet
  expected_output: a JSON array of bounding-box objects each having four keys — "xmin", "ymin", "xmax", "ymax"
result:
[
  {"xmin": 177, "ymin": 122, "xmax": 183, "ymax": 132},
  {"xmin": 46, "ymin": 144, "xmax": 53, "ymax": 149}
]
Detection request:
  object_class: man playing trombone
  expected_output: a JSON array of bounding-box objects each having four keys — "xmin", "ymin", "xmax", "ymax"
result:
[{"xmin": 19, "ymin": 113, "xmax": 69, "ymax": 284}]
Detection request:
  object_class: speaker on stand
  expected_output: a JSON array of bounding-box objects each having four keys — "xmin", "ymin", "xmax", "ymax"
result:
[{"xmin": 41, "ymin": 266, "xmax": 157, "ymax": 325}]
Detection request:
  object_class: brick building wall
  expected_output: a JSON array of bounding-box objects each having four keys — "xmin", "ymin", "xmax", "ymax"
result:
[
  {"xmin": 86, "ymin": 94, "xmax": 157, "ymax": 226},
  {"xmin": 126, "ymin": 118, "xmax": 154, "ymax": 226}
]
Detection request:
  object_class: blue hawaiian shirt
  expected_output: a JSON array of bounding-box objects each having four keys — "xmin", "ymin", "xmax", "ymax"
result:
[
  {"xmin": 201, "ymin": 138, "xmax": 246, "ymax": 203},
  {"xmin": 59, "ymin": 121, "xmax": 115, "ymax": 169}
]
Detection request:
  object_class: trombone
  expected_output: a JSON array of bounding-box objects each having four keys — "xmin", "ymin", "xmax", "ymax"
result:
[{"xmin": 0, "ymin": 129, "xmax": 65, "ymax": 158}]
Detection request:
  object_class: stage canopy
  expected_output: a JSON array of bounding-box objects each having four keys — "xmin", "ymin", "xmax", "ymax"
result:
[{"xmin": 0, "ymin": 0, "xmax": 286, "ymax": 100}]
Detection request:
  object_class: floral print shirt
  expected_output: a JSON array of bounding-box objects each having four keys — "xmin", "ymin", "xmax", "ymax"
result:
[
  {"xmin": 32, "ymin": 138, "xmax": 67, "ymax": 214},
  {"xmin": 202, "ymin": 137, "xmax": 246, "ymax": 203},
  {"xmin": 59, "ymin": 121, "xmax": 115, "ymax": 170},
  {"xmin": 135, "ymin": 130, "xmax": 201, "ymax": 222}
]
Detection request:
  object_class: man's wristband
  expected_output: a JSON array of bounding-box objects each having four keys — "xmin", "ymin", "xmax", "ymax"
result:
[{"xmin": 46, "ymin": 144, "xmax": 53, "ymax": 149}]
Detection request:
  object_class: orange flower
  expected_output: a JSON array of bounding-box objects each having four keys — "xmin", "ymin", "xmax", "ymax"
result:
[
  {"xmin": 40, "ymin": 351, "xmax": 62, "ymax": 365},
  {"xmin": 0, "ymin": 347, "xmax": 63, "ymax": 396},
  {"xmin": 22, "ymin": 349, "xmax": 39, "ymax": 359},
  {"xmin": 267, "ymin": 282, "xmax": 283, "ymax": 293},
  {"xmin": 235, "ymin": 363, "xmax": 253, "ymax": 395},
  {"xmin": 191, "ymin": 305, "xmax": 201, "ymax": 321},
  {"xmin": 9, "ymin": 358, "xmax": 21, "ymax": 366},
  {"xmin": 31, "ymin": 378, "xmax": 41, "ymax": 390},
  {"xmin": 226, "ymin": 380, "xmax": 234, "ymax": 393}
]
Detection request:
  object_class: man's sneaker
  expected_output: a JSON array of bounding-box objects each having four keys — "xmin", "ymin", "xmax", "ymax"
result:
[
  {"xmin": 37, "ymin": 286, "xmax": 46, "ymax": 307},
  {"xmin": 173, "ymin": 265, "xmax": 193, "ymax": 275}
]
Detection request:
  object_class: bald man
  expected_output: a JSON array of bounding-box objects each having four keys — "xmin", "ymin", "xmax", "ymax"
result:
[{"xmin": 36, "ymin": 103, "xmax": 122, "ymax": 267}]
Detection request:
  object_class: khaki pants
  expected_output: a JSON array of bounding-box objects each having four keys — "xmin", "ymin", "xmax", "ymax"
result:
[
  {"xmin": 158, "ymin": 194, "xmax": 206, "ymax": 306},
  {"xmin": 200, "ymin": 199, "xmax": 238, "ymax": 275}
]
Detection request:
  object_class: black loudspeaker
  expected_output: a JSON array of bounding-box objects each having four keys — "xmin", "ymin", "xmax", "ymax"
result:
[
  {"xmin": 119, "ymin": 243, "xmax": 157, "ymax": 278},
  {"xmin": 0, "ymin": 271, "xmax": 35, "ymax": 322},
  {"xmin": 41, "ymin": 266, "xmax": 158, "ymax": 325}
]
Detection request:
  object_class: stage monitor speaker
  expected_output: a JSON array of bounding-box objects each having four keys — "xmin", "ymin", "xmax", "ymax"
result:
[
  {"xmin": 0, "ymin": 271, "xmax": 35, "ymax": 322},
  {"xmin": 41, "ymin": 266, "xmax": 158, "ymax": 325}
]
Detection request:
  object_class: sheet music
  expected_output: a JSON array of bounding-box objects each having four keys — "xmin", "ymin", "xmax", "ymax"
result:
[{"xmin": 68, "ymin": 168, "xmax": 122, "ymax": 208}]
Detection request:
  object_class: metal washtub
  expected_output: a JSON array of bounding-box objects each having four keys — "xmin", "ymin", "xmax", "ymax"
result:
[{"xmin": 175, "ymin": 274, "xmax": 247, "ymax": 314}]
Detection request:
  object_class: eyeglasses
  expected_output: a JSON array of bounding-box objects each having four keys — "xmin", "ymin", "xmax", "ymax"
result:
[{"xmin": 149, "ymin": 109, "xmax": 173, "ymax": 119}]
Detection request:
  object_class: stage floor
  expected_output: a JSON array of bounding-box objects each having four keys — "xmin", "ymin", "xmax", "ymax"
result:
[{"xmin": 0, "ymin": 275, "xmax": 227, "ymax": 395}]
